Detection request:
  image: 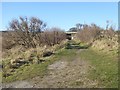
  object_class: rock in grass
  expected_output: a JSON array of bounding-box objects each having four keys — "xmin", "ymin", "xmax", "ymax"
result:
[
  {"xmin": 10, "ymin": 58, "xmax": 28, "ymax": 69},
  {"xmin": 43, "ymin": 51, "xmax": 53, "ymax": 57},
  {"xmin": 38, "ymin": 59, "xmax": 45, "ymax": 63},
  {"xmin": 10, "ymin": 69, "xmax": 15, "ymax": 72},
  {"xmin": 10, "ymin": 64, "xmax": 17, "ymax": 69},
  {"xmin": 3, "ymin": 73, "xmax": 11, "ymax": 78}
]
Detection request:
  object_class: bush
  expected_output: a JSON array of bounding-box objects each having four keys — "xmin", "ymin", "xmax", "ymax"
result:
[
  {"xmin": 3, "ymin": 16, "xmax": 66, "ymax": 50},
  {"xmin": 7, "ymin": 16, "xmax": 47, "ymax": 48},
  {"xmin": 2, "ymin": 31, "xmax": 16, "ymax": 50},
  {"xmin": 41, "ymin": 28, "xmax": 66, "ymax": 46},
  {"xmin": 77, "ymin": 24, "xmax": 101, "ymax": 43}
]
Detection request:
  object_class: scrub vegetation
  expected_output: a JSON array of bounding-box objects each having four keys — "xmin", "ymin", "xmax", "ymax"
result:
[{"xmin": 1, "ymin": 17, "xmax": 118, "ymax": 88}]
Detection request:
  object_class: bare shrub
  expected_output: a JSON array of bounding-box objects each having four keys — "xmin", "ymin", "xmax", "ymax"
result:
[
  {"xmin": 2, "ymin": 31, "xmax": 16, "ymax": 50},
  {"xmin": 5, "ymin": 17, "xmax": 66, "ymax": 49},
  {"xmin": 7, "ymin": 16, "xmax": 46, "ymax": 48},
  {"xmin": 41, "ymin": 27, "xmax": 66, "ymax": 46},
  {"xmin": 77, "ymin": 24, "xmax": 101, "ymax": 43},
  {"xmin": 106, "ymin": 27, "xmax": 115, "ymax": 38}
]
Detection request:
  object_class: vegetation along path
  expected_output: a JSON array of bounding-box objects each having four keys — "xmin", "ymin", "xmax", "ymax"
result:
[
  {"xmin": 31, "ymin": 49, "xmax": 98, "ymax": 88},
  {"xmin": 2, "ymin": 41, "xmax": 118, "ymax": 88}
]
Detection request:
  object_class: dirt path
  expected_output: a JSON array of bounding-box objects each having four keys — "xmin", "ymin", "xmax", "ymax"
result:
[
  {"xmin": 2, "ymin": 81, "xmax": 33, "ymax": 88},
  {"xmin": 2, "ymin": 49, "xmax": 99, "ymax": 88},
  {"xmin": 30, "ymin": 49, "xmax": 98, "ymax": 88}
]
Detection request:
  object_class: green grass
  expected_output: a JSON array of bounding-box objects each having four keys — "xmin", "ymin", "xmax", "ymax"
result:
[
  {"xmin": 65, "ymin": 40, "xmax": 89, "ymax": 49},
  {"xmin": 56, "ymin": 49, "xmax": 78, "ymax": 62},
  {"xmin": 79, "ymin": 48, "xmax": 118, "ymax": 88},
  {"xmin": 2, "ymin": 41, "xmax": 118, "ymax": 88},
  {"xmin": 2, "ymin": 48, "xmax": 76, "ymax": 83},
  {"xmin": 2, "ymin": 55, "xmax": 56, "ymax": 83}
]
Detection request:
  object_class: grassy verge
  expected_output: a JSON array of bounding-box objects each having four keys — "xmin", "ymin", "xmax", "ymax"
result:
[
  {"xmin": 79, "ymin": 48, "xmax": 118, "ymax": 88},
  {"xmin": 2, "ymin": 46, "xmax": 79, "ymax": 83},
  {"xmin": 2, "ymin": 53, "xmax": 60, "ymax": 83},
  {"xmin": 2, "ymin": 40, "xmax": 118, "ymax": 88}
]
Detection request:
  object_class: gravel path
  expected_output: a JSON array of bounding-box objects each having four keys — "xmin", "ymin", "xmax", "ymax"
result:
[
  {"xmin": 2, "ymin": 81, "xmax": 33, "ymax": 88},
  {"xmin": 2, "ymin": 49, "xmax": 98, "ymax": 88},
  {"xmin": 30, "ymin": 50, "xmax": 98, "ymax": 88}
]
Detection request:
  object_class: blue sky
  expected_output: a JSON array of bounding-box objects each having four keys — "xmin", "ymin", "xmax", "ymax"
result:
[{"xmin": 1, "ymin": 2, "xmax": 118, "ymax": 31}]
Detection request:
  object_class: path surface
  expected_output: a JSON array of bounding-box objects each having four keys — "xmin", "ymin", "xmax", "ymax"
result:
[
  {"xmin": 30, "ymin": 50, "xmax": 98, "ymax": 88},
  {"xmin": 2, "ymin": 49, "xmax": 99, "ymax": 88}
]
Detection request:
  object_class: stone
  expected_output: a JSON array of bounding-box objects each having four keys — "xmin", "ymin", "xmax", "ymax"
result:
[
  {"xmin": 38, "ymin": 59, "xmax": 45, "ymax": 63},
  {"xmin": 3, "ymin": 73, "xmax": 11, "ymax": 78},
  {"xmin": 43, "ymin": 51, "xmax": 53, "ymax": 57},
  {"xmin": 10, "ymin": 58, "xmax": 28, "ymax": 69},
  {"xmin": 10, "ymin": 64, "xmax": 18, "ymax": 69}
]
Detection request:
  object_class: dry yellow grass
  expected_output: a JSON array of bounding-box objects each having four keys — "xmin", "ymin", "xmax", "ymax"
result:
[{"xmin": 92, "ymin": 34, "xmax": 118, "ymax": 52}]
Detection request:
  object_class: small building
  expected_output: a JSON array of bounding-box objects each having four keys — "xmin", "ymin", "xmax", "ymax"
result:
[{"xmin": 66, "ymin": 32, "xmax": 77, "ymax": 40}]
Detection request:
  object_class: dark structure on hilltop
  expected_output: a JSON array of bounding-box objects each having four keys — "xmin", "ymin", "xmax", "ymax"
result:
[{"xmin": 66, "ymin": 32, "xmax": 77, "ymax": 40}]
